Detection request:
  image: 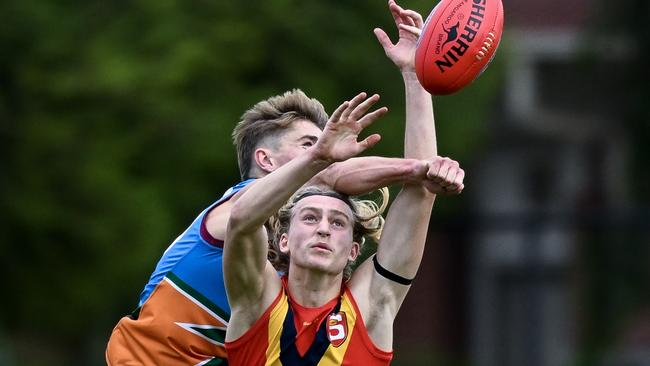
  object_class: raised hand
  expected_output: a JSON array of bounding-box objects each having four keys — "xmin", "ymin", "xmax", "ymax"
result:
[
  {"xmin": 312, "ymin": 92, "xmax": 388, "ymax": 164},
  {"xmin": 374, "ymin": 0, "xmax": 424, "ymax": 72},
  {"xmin": 421, "ymin": 156, "xmax": 465, "ymax": 195}
]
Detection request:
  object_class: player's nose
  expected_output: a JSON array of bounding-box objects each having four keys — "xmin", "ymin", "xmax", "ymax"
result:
[{"xmin": 316, "ymin": 221, "xmax": 331, "ymax": 237}]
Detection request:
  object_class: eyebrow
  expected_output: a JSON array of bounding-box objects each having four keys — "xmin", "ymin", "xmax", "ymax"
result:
[{"xmin": 298, "ymin": 206, "xmax": 352, "ymax": 221}]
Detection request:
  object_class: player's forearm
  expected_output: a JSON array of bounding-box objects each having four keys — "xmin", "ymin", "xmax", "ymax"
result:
[
  {"xmin": 229, "ymin": 150, "xmax": 329, "ymax": 233},
  {"xmin": 311, "ymin": 157, "xmax": 428, "ymax": 196},
  {"xmin": 376, "ymin": 184, "xmax": 435, "ymax": 278},
  {"xmin": 403, "ymin": 72, "xmax": 437, "ymax": 159}
]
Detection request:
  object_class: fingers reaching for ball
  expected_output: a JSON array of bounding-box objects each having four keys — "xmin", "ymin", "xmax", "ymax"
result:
[
  {"xmin": 375, "ymin": 0, "xmax": 426, "ymax": 72},
  {"xmin": 389, "ymin": 0, "xmax": 424, "ymax": 30},
  {"xmin": 398, "ymin": 23, "xmax": 421, "ymax": 37}
]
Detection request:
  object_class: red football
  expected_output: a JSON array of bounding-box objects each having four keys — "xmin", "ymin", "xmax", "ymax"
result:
[{"xmin": 415, "ymin": 0, "xmax": 504, "ymax": 95}]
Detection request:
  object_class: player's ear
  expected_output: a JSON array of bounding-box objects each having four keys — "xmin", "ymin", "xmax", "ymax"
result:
[
  {"xmin": 279, "ymin": 233, "xmax": 290, "ymax": 254},
  {"xmin": 254, "ymin": 148, "xmax": 276, "ymax": 174},
  {"xmin": 348, "ymin": 241, "xmax": 360, "ymax": 262}
]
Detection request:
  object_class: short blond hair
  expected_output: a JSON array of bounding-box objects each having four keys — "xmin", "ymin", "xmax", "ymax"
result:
[{"xmin": 232, "ymin": 89, "xmax": 328, "ymax": 179}]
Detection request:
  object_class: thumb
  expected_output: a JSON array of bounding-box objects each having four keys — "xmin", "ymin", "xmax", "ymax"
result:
[
  {"xmin": 359, "ymin": 134, "xmax": 382, "ymax": 152},
  {"xmin": 373, "ymin": 28, "xmax": 394, "ymax": 50}
]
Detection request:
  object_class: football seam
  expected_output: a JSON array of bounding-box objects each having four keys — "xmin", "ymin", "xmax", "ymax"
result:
[{"xmin": 447, "ymin": 0, "xmax": 502, "ymax": 93}]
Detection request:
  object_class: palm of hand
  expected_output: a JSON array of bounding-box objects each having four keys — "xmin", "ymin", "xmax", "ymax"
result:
[
  {"xmin": 388, "ymin": 33, "xmax": 417, "ymax": 71},
  {"xmin": 313, "ymin": 93, "xmax": 385, "ymax": 163},
  {"xmin": 318, "ymin": 117, "xmax": 365, "ymax": 162}
]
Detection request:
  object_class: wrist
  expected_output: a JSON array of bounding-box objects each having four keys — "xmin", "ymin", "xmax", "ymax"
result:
[
  {"xmin": 402, "ymin": 72, "xmax": 430, "ymax": 92},
  {"xmin": 405, "ymin": 159, "xmax": 430, "ymax": 184},
  {"xmin": 307, "ymin": 147, "xmax": 335, "ymax": 169},
  {"xmin": 401, "ymin": 70, "xmax": 421, "ymax": 82},
  {"xmin": 401, "ymin": 70, "xmax": 418, "ymax": 79}
]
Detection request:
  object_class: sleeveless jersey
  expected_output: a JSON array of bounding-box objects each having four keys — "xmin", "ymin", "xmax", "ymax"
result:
[
  {"xmin": 225, "ymin": 279, "xmax": 393, "ymax": 366},
  {"xmin": 106, "ymin": 179, "xmax": 254, "ymax": 366}
]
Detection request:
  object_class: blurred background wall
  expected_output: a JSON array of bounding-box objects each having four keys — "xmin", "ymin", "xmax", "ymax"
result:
[{"xmin": 1, "ymin": 0, "xmax": 647, "ymax": 365}]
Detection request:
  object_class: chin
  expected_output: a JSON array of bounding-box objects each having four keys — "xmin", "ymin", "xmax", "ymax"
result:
[{"xmin": 300, "ymin": 257, "xmax": 338, "ymax": 275}]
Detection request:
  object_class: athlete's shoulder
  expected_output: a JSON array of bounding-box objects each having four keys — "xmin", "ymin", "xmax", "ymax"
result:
[{"xmin": 225, "ymin": 178, "xmax": 258, "ymax": 203}]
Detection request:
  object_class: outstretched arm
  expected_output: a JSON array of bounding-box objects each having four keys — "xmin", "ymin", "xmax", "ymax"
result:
[
  {"xmin": 223, "ymin": 93, "xmax": 386, "ymax": 341},
  {"xmin": 350, "ymin": 157, "xmax": 464, "ymax": 350},
  {"xmin": 310, "ymin": 156, "xmax": 429, "ymax": 196},
  {"xmin": 350, "ymin": 0, "xmax": 465, "ymax": 351},
  {"xmin": 318, "ymin": 0, "xmax": 434, "ymax": 201},
  {"xmin": 374, "ymin": 0, "xmax": 435, "ymax": 159}
]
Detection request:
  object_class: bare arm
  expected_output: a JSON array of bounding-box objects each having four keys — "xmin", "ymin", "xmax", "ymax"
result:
[
  {"xmin": 311, "ymin": 8, "xmax": 432, "ymax": 199},
  {"xmin": 403, "ymin": 73, "xmax": 436, "ymax": 158},
  {"xmin": 374, "ymin": 0, "xmax": 435, "ymax": 159},
  {"xmin": 208, "ymin": 156, "xmax": 427, "ymax": 242},
  {"xmin": 310, "ymin": 156, "xmax": 429, "ymax": 196},
  {"xmin": 354, "ymin": 0, "xmax": 438, "ymax": 284},
  {"xmin": 350, "ymin": 1, "xmax": 465, "ymax": 351},
  {"xmin": 369, "ymin": 0, "xmax": 439, "ymax": 289},
  {"xmin": 223, "ymin": 93, "xmax": 386, "ymax": 341},
  {"xmin": 224, "ymin": 151, "xmax": 328, "ymax": 328},
  {"xmin": 209, "ymin": 4, "xmax": 430, "ymax": 242},
  {"xmin": 349, "ymin": 157, "xmax": 463, "ymax": 348}
]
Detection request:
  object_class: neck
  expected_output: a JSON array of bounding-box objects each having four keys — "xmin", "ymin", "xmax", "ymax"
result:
[
  {"xmin": 286, "ymin": 267, "xmax": 343, "ymax": 308},
  {"xmin": 247, "ymin": 170, "xmax": 266, "ymax": 179}
]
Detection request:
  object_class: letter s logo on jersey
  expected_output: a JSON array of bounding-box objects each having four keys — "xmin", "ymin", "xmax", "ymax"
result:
[{"xmin": 326, "ymin": 312, "xmax": 348, "ymax": 347}]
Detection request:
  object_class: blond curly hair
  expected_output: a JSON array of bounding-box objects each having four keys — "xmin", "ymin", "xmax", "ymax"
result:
[{"xmin": 267, "ymin": 186, "xmax": 389, "ymax": 281}]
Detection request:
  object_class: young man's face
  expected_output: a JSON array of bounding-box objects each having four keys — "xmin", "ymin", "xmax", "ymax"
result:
[
  {"xmin": 280, "ymin": 195, "xmax": 359, "ymax": 276},
  {"xmin": 271, "ymin": 120, "xmax": 322, "ymax": 167}
]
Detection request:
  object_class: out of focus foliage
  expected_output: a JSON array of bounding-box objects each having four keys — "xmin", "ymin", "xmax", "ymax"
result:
[{"xmin": 0, "ymin": 0, "xmax": 499, "ymax": 364}]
